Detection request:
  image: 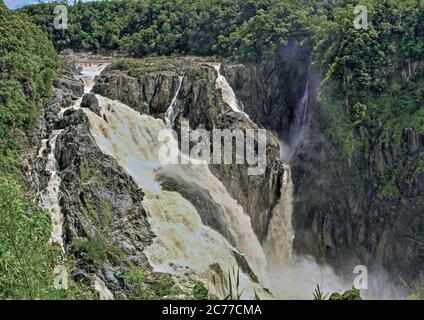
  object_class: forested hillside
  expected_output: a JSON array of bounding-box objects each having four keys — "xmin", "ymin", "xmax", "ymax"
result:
[
  {"xmin": 21, "ymin": 0, "xmax": 314, "ymax": 60},
  {"xmin": 0, "ymin": 1, "xmax": 91, "ymax": 299}
]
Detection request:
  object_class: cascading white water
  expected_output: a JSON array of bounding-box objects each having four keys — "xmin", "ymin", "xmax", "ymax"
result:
[
  {"xmin": 38, "ymin": 62, "xmax": 115, "ymax": 299},
  {"xmin": 264, "ymin": 165, "xmax": 295, "ymax": 265},
  {"xmin": 75, "ymin": 62, "xmax": 109, "ymax": 93},
  {"xmin": 93, "ymin": 276, "xmax": 114, "ymax": 300},
  {"xmin": 83, "ymin": 94, "xmax": 268, "ymax": 298},
  {"xmin": 38, "ymin": 63, "xmax": 108, "ymax": 248},
  {"xmin": 159, "ymin": 70, "xmax": 268, "ymax": 283},
  {"xmin": 290, "ymin": 80, "xmax": 309, "ymax": 146},
  {"xmin": 264, "ymin": 78, "xmax": 352, "ymax": 299},
  {"xmin": 39, "ymin": 130, "xmax": 65, "ymax": 249},
  {"xmin": 165, "ymin": 76, "xmax": 184, "ymax": 128},
  {"xmin": 269, "ymin": 81, "xmax": 310, "ymax": 262},
  {"xmin": 277, "ymin": 81, "xmax": 310, "ymax": 162},
  {"xmin": 214, "ymin": 64, "xmax": 239, "ymax": 112},
  {"xmin": 214, "ymin": 64, "xmax": 250, "ymax": 119},
  {"xmin": 269, "ymin": 81, "xmax": 311, "ymax": 259}
]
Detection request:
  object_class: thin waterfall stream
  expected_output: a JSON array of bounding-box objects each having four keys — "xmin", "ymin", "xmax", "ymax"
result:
[{"xmin": 38, "ymin": 62, "xmax": 112, "ymax": 299}]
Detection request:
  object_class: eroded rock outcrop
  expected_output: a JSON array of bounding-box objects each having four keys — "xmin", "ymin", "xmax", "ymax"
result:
[{"xmin": 55, "ymin": 108, "xmax": 154, "ymax": 297}]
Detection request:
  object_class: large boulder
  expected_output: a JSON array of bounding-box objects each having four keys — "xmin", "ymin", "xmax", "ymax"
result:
[{"xmin": 81, "ymin": 92, "xmax": 101, "ymax": 116}]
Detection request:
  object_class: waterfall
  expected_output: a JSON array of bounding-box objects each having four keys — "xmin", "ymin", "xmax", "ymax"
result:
[
  {"xmin": 214, "ymin": 64, "xmax": 249, "ymax": 117},
  {"xmin": 83, "ymin": 94, "xmax": 268, "ymax": 298},
  {"xmin": 265, "ymin": 78, "xmax": 352, "ymax": 299},
  {"xmin": 262, "ymin": 161, "xmax": 348, "ymax": 299},
  {"xmin": 76, "ymin": 63, "xmax": 109, "ymax": 93},
  {"xmin": 38, "ymin": 63, "xmax": 108, "ymax": 252},
  {"xmin": 165, "ymin": 76, "xmax": 184, "ymax": 129},
  {"xmin": 92, "ymin": 276, "xmax": 114, "ymax": 300},
  {"xmin": 39, "ymin": 130, "xmax": 65, "ymax": 249},
  {"xmin": 264, "ymin": 83, "xmax": 305, "ymax": 269},
  {"xmin": 290, "ymin": 80, "xmax": 309, "ymax": 145},
  {"xmin": 264, "ymin": 165, "xmax": 295, "ymax": 265},
  {"xmin": 278, "ymin": 80, "xmax": 310, "ymax": 162}
]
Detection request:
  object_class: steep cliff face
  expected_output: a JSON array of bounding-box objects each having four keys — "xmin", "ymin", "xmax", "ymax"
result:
[
  {"xmin": 291, "ymin": 94, "xmax": 424, "ymax": 283},
  {"xmin": 226, "ymin": 56, "xmax": 424, "ymax": 286},
  {"xmin": 31, "ymin": 55, "xmax": 288, "ymax": 299},
  {"xmin": 93, "ymin": 58, "xmax": 286, "ymax": 242},
  {"xmin": 30, "ymin": 52, "xmax": 421, "ymax": 299},
  {"xmin": 221, "ymin": 50, "xmax": 309, "ymax": 134},
  {"xmin": 55, "ymin": 109, "xmax": 154, "ymax": 292}
]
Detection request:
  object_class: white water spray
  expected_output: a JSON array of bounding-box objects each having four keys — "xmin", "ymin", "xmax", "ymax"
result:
[
  {"xmin": 38, "ymin": 62, "xmax": 114, "ymax": 300},
  {"xmin": 93, "ymin": 276, "xmax": 114, "ymax": 300},
  {"xmin": 38, "ymin": 130, "xmax": 65, "ymax": 249},
  {"xmin": 264, "ymin": 165, "xmax": 295, "ymax": 265}
]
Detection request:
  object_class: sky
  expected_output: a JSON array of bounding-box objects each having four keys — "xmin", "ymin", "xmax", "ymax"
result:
[
  {"xmin": 5, "ymin": 0, "xmax": 44, "ymax": 9},
  {"xmin": 4, "ymin": 0, "xmax": 97, "ymax": 9}
]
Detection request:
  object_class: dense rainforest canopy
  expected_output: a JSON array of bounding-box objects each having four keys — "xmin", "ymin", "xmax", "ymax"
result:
[{"xmin": 21, "ymin": 0, "xmax": 316, "ymax": 60}]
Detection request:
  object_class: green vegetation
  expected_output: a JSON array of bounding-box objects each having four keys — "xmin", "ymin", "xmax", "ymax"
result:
[
  {"xmin": 21, "ymin": 0, "xmax": 422, "ymax": 203},
  {"xmin": 0, "ymin": 2, "xmax": 86, "ymax": 299},
  {"xmin": 403, "ymin": 274, "xmax": 424, "ymax": 300},
  {"xmin": 329, "ymin": 288, "xmax": 362, "ymax": 300},
  {"xmin": 122, "ymin": 267, "xmax": 211, "ymax": 300},
  {"xmin": 21, "ymin": 0, "xmax": 312, "ymax": 62},
  {"xmin": 191, "ymin": 282, "xmax": 209, "ymax": 300},
  {"xmin": 122, "ymin": 267, "xmax": 183, "ymax": 300},
  {"xmin": 314, "ymin": 0, "xmax": 424, "ymax": 202},
  {"xmin": 313, "ymin": 285, "xmax": 362, "ymax": 301},
  {"xmin": 1, "ymin": 3, "xmax": 57, "ymax": 172},
  {"xmin": 0, "ymin": 0, "xmax": 421, "ymax": 299},
  {"xmin": 0, "ymin": 176, "xmax": 93, "ymax": 299},
  {"xmin": 313, "ymin": 284, "xmax": 329, "ymax": 300},
  {"xmin": 71, "ymin": 238, "xmax": 124, "ymax": 268}
]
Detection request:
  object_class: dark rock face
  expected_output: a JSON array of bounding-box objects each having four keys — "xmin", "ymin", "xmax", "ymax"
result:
[
  {"xmin": 55, "ymin": 109, "xmax": 154, "ymax": 295},
  {"xmin": 24, "ymin": 67, "xmax": 85, "ymax": 193},
  {"xmin": 93, "ymin": 71, "xmax": 144, "ymax": 112},
  {"xmin": 290, "ymin": 81, "xmax": 424, "ymax": 283},
  {"xmin": 93, "ymin": 70, "xmax": 182, "ymax": 115},
  {"xmin": 222, "ymin": 49, "xmax": 310, "ymax": 134},
  {"xmin": 81, "ymin": 92, "xmax": 100, "ymax": 116},
  {"xmin": 223, "ymin": 56, "xmax": 424, "ymax": 286},
  {"xmin": 158, "ymin": 172, "xmax": 236, "ymax": 245},
  {"xmin": 31, "ymin": 54, "xmax": 422, "ymax": 297}
]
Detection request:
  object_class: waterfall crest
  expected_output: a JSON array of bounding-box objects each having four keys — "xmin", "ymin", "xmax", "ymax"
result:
[
  {"xmin": 75, "ymin": 62, "xmax": 109, "ymax": 93},
  {"xmin": 38, "ymin": 62, "xmax": 115, "ymax": 299}
]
